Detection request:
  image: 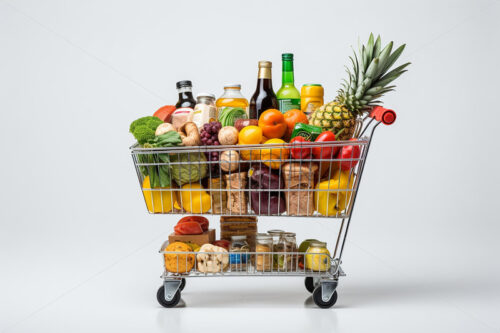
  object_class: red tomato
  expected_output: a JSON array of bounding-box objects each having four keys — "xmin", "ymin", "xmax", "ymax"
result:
[
  {"xmin": 312, "ymin": 131, "xmax": 338, "ymax": 159},
  {"xmin": 290, "ymin": 136, "xmax": 312, "ymax": 159}
]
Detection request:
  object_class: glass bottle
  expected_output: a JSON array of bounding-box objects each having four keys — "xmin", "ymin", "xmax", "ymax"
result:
[
  {"xmin": 192, "ymin": 93, "xmax": 216, "ymax": 129},
  {"xmin": 255, "ymin": 234, "xmax": 273, "ymax": 272},
  {"xmin": 215, "ymin": 84, "xmax": 249, "ymax": 119},
  {"xmin": 267, "ymin": 229, "xmax": 284, "ymax": 270},
  {"xmin": 276, "ymin": 53, "xmax": 301, "ymax": 113},
  {"xmin": 277, "ymin": 232, "xmax": 297, "ymax": 271},
  {"xmin": 249, "ymin": 61, "xmax": 278, "ymax": 120},
  {"xmin": 175, "ymin": 80, "xmax": 196, "ymax": 109},
  {"xmin": 229, "ymin": 235, "xmax": 250, "ymax": 271}
]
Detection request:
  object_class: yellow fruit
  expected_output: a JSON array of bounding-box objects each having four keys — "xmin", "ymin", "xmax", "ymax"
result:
[
  {"xmin": 180, "ymin": 183, "xmax": 211, "ymax": 213},
  {"xmin": 260, "ymin": 138, "xmax": 290, "ymax": 169},
  {"xmin": 142, "ymin": 176, "xmax": 177, "ymax": 213}
]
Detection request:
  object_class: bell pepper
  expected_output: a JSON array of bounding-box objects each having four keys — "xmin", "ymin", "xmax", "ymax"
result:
[
  {"xmin": 290, "ymin": 136, "xmax": 312, "ymax": 159},
  {"xmin": 213, "ymin": 240, "xmax": 230, "ymax": 250},
  {"xmin": 180, "ymin": 183, "xmax": 211, "ymax": 213},
  {"xmin": 259, "ymin": 139, "xmax": 290, "ymax": 169},
  {"xmin": 142, "ymin": 176, "xmax": 178, "ymax": 213},
  {"xmin": 314, "ymin": 170, "xmax": 355, "ymax": 216},
  {"xmin": 174, "ymin": 221, "xmax": 203, "ymax": 235},
  {"xmin": 177, "ymin": 216, "xmax": 209, "ymax": 231},
  {"xmin": 337, "ymin": 139, "xmax": 361, "ymax": 170},
  {"xmin": 312, "ymin": 131, "xmax": 339, "ymax": 160}
]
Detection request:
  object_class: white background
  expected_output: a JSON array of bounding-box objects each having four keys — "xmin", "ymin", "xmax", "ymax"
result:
[{"xmin": 1, "ymin": 0, "xmax": 500, "ymax": 332}]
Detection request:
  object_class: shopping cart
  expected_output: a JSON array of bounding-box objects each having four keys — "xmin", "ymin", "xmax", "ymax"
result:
[{"xmin": 130, "ymin": 106, "xmax": 396, "ymax": 308}]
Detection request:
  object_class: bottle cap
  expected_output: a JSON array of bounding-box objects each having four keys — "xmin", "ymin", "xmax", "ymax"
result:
[
  {"xmin": 176, "ymin": 80, "xmax": 192, "ymax": 89},
  {"xmin": 223, "ymin": 84, "xmax": 241, "ymax": 89},
  {"xmin": 303, "ymin": 83, "xmax": 322, "ymax": 87},
  {"xmin": 258, "ymin": 61, "xmax": 272, "ymax": 68},
  {"xmin": 282, "ymin": 53, "xmax": 294, "ymax": 61}
]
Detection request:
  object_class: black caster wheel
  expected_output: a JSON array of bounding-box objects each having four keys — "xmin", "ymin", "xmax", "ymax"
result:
[
  {"xmin": 179, "ymin": 278, "xmax": 186, "ymax": 291},
  {"xmin": 157, "ymin": 286, "xmax": 181, "ymax": 308},
  {"xmin": 304, "ymin": 277, "xmax": 315, "ymax": 293},
  {"xmin": 312, "ymin": 286, "xmax": 338, "ymax": 309}
]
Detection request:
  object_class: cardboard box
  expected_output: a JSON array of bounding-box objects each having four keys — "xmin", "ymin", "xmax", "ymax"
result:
[
  {"xmin": 168, "ymin": 229, "xmax": 216, "ymax": 246},
  {"xmin": 220, "ymin": 216, "xmax": 258, "ymax": 250}
]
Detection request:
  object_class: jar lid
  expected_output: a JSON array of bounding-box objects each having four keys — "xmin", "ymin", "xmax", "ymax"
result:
[
  {"xmin": 256, "ymin": 233, "xmax": 273, "ymax": 240},
  {"xmin": 197, "ymin": 92, "xmax": 215, "ymax": 99},
  {"xmin": 303, "ymin": 84, "xmax": 322, "ymax": 87},
  {"xmin": 282, "ymin": 232, "xmax": 296, "ymax": 237},
  {"xmin": 231, "ymin": 235, "xmax": 247, "ymax": 240},
  {"xmin": 309, "ymin": 241, "xmax": 327, "ymax": 247},
  {"xmin": 224, "ymin": 83, "xmax": 241, "ymax": 89},
  {"xmin": 267, "ymin": 229, "xmax": 284, "ymax": 235}
]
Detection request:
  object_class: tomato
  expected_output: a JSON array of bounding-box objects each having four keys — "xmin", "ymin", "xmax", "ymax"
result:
[
  {"xmin": 312, "ymin": 131, "xmax": 338, "ymax": 159},
  {"xmin": 153, "ymin": 105, "xmax": 176, "ymax": 122},
  {"xmin": 177, "ymin": 216, "xmax": 209, "ymax": 231},
  {"xmin": 290, "ymin": 136, "xmax": 312, "ymax": 159},
  {"xmin": 258, "ymin": 109, "xmax": 287, "ymax": 139},
  {"xmin": 283, "ymin": 109, "xmax": 308, "ymax": 141},
  {"xmin": 213, "ymin": 240, "xmax": 230, "ymax": 250},
  {"xmin": 174, "ymin": 221, "xmax": 203, "ymax": 235}
]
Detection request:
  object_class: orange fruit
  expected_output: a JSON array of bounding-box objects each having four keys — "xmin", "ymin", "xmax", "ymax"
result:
[
  {"xmin": 258, "ymin": 109, "xmax": 287, "ymax": 139},
  {"xmin": 238, "ymin": 125, "xmax": 263, "ymax": 145},
  {"xmin": 283, "ymin": 109, "xmax": 308, "ymax": 141}
]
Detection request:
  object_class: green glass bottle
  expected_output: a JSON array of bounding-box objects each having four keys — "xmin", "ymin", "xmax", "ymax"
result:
[{"xmin": 277, "ymin": 53, "xmax": 301, "ymax": 113}]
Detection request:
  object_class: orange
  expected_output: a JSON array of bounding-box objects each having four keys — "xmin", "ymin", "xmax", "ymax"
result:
[
  {"xmin": 283, "ymin": 109, "xmax": 308, "ymax": 141},
  {"xmin": 258, "ymin": 109, "xmax": 287, "ymax": 139},
  {"xmin": 238, "ymin": 126, "xmax": 263, "ymax": 160}
]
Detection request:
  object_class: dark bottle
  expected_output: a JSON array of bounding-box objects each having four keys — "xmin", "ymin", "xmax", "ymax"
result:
[
  {"xmin": 249, "ymin": 61, "xmax": 278, "ymax": 120},
  {"xmin": 175, "ymin": 80, "xmax": 197, "ymax": 109}
]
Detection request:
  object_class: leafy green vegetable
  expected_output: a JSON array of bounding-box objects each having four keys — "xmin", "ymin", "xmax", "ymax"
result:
[
  {"xmin": 218, "ymin": 107, "xmax": 247, "ymax": 127},
  {"xmin": 170, "ymin": 152, "xmax": 208, "ymax": 186},
  {"xmin": 137, "ymin": 131, "xmax": 182, "ymax": 188},
  {"xmin": 129, "ymin": 116, "xmax": 163, "ymax": 143}
]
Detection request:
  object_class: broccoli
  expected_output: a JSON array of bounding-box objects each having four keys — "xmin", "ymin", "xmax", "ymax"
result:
[
  {"xmin": 133, "ymin": 125, "xmax": 156, "ymax": 144},
  {"xmin": 129, "ymin": 116, "xmax": 163, "ymax": 143}
]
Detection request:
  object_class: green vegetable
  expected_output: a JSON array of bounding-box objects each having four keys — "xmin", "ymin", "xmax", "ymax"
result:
[
  {"xmin": 218, "ymin": 107, "xmax": 247, "ymax": 127},
  {"xmin": 170, "ymin": 152, "xmax": 208, "ymax": 186},
  {"xmin": 137, "ymin": 131, "xmax": 182, "ymax": 187},
  {"xmin": 129, "ymin": 116, "xmax": 163, "ymax": 143}
]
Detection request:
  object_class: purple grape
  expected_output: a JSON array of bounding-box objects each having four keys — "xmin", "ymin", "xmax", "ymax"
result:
[
  {"xmin": 213, "ymin": 141, "xmax": 220, "ymax": 146},
  {"xmin": 207, "ymin": 139, "xmax": 213, "ymax": 145}
]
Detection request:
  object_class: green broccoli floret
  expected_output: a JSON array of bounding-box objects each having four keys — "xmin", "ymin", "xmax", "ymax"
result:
[
  {"xmin": 133, "ymin": 125, "xmax": 156, "ymax": 144},
  {"xmin": 129, "ymin": 116, "xmax": 163, "ymax": 133}
]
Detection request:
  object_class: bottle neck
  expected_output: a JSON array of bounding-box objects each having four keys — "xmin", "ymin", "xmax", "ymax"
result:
[
  {"xmin": 258, "ymin": 67, "xmax": 272, "ymax": 80},
  {"xmin": 282, "ymin": 60, "xmax": 294, "ymax": 85}
]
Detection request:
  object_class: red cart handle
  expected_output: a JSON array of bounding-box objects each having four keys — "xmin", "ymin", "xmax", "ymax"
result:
[{"xmin": 369, "ymin": 106, "xmax": 396, "ymax": 125}]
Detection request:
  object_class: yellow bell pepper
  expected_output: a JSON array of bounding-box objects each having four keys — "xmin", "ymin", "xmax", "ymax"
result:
[
  {"xmin": 259, "ymin": 138, "xmax": 290, "ymax": 169},
  {"xmin": 180, "ymin": 183, "xmax": 211, "ymax": 213},
  {"xmin": 314, "ymin": 170, "xmax": 355, "ymax": 216},
  {"xmin": 142, "ymin": 176, "xmax": 177, "ymax": 213}
]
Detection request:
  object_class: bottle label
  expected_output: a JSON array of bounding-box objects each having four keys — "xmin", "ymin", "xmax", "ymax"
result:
[{"xmin": 278, "ymin": 99, "xmax": 301, "ymax": 113}]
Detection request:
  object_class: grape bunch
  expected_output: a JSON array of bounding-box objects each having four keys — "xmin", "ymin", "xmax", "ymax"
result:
[{"xmin": 200, "ymin": 121, "xmax": 222, "ymax": 176}]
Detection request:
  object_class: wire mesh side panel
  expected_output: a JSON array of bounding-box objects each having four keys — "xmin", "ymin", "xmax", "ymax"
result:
[{"xmin": 130, "ymin": 140, "xmax": 369, "ymax": 218}]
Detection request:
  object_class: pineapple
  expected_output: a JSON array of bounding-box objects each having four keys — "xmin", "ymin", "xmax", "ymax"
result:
[{"xmin": 310, "ymin": 34, "xmax": 410, "ymax": 140}]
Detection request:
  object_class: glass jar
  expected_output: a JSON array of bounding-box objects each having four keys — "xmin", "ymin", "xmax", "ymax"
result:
[
  {"xmin": 277, "ymin": 232, "xmax": 297, "ymax": 271},
  {"xmin": 229, "ymin": 235, "xmax": 250, "ymax": 271},
  {"xmin": 267, "ymin": 229, "xmax": 284, "ymax": 270},
  {"xmin": 216, "ymin": 84, "xmax": 249, "ymax": 119},
  {"xmin": 305, "ymin": 241, "xmax": 331, "ymax": 272},
  {"xmin": 255, "ymin": 234, "xmax": 273, "ymax": 272},
  {"xmin": 192, "ymin": 93, "xmax": 217, "ymax": 130}
]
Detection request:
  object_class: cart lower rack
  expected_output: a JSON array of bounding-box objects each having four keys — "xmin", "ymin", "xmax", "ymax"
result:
[{"xmin": 130, "ymin": 106, "xmax": 396, "ymax": 308}]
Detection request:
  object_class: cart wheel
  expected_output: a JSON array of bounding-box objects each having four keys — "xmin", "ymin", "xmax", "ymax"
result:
[
  {"xmin": 312, "ymin": 287, "xmax": 338, "ymax": 308},
  {"xmin": 304, "ymin": 277, "xmax": 315, "ymax": 293},
  {"xmin": 179, "ymin": 278, "xmax": 186, "ymax": 291},
  {"xmin": 157, "ymin": 286, "xmax": 181, "ymax": 308}
]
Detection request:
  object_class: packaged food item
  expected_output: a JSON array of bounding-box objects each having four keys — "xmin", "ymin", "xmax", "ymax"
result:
[
  {"xmin": 220, "ymin": 216, "xmax": 258, "ymax": 250},
  {"xmin": 208, "ymin": 177, "xmax": 227, "ymax": 214},
  {"xmin": 171, "ymin": 107, "xmax": 194, "ymax": 130},
  {"xmin": 216, "ymin": 84, "xmax": 249, "ymax": 119},
  {"xmin": 255, "ymin": 234, "xmax": 273, "ymax": 272},
  {"xmin": 290, "ymin": 123, "xmax": 323, "ymax": 141},
  {"xmin": 276, "ymin": 232, "xmax": 297, "ymax": 271},
  {"xmin": 224, "ymin": 171, "xmax": 248, "ymax": 214},
  {"xmin": 175, "ymin": 80, "xmax": 197, "ymax": 109},
  {"xmin": 267, "ymin": 229, "xmax": 284, "ymax": 269},
  {"xmin": 248, "ymin": 164, "xmax": 285, "ymax": 215},
  {"xmin": 305, "ymin": 241, "xmax": 331, "ymax": 271},
  {"xmin": 192, "ymin": 93, "xmax": 217, "ymax": 129},
  {"xmin": 282, "ymin": 162, "xmax": 318, "ymax": 216},
  {"xmin": 301, "ymin": 84, "xmax": 324, "ymax": 118},
  {"xmin": 164, "ymin": 242, "xmax": 195, "ymax": 273},
  {"xmin": 229, "ymin": 235, "xmax": 250, "ymax": 271},
  {"xmin": 196, "ymin": 244, "xmax": 229, "ymax": 273},
  {"xmin": 168, "ymin": 229, "xmax": 216, "ymax": 245}
]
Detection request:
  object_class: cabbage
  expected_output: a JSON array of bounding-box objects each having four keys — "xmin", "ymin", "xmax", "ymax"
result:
[{"xmin": 170, "ymin": 152, "xmax": 208, "ymax": 186}]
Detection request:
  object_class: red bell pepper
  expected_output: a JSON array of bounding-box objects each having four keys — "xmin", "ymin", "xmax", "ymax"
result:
[
  {"xmin": 174, "ymin": 221, "xmax": 203, "ymax": 235},
  {"xmin": 312, "ymin": 131, "xmax": 338, "ymax": 159},
  {"xmin": 337, "ymin": 139, "xmax": 361, "ymax": 170},
  {"xmin": 290, "ymin": 136, "xmax": 312, "ymax": 159},
  {"xmin": 177, "ymin": 216, "xmax": 209, "ymax": 231},
  {"xmin": 212, "ymin": 240, "xmax": 230, "ymax": 250}
]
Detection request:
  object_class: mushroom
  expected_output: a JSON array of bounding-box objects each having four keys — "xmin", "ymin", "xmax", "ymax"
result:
[
  {"xmin": 218, "ymin": 126, "xmax": 239, "ymax": 146},
  {"xmin": 220, "ymin": 150, "xmax": 240, "ymax": 172},
  {"xmin": 155, "ymin": 122, "xmax": 176, "ymax": 136},
  {"xmin": 196, "ymin": 244, "xmax": 229, "ymax": 273},
  {"xmin": 178, "ymin": 122, "xmax": 201, "ymax": 146}
]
